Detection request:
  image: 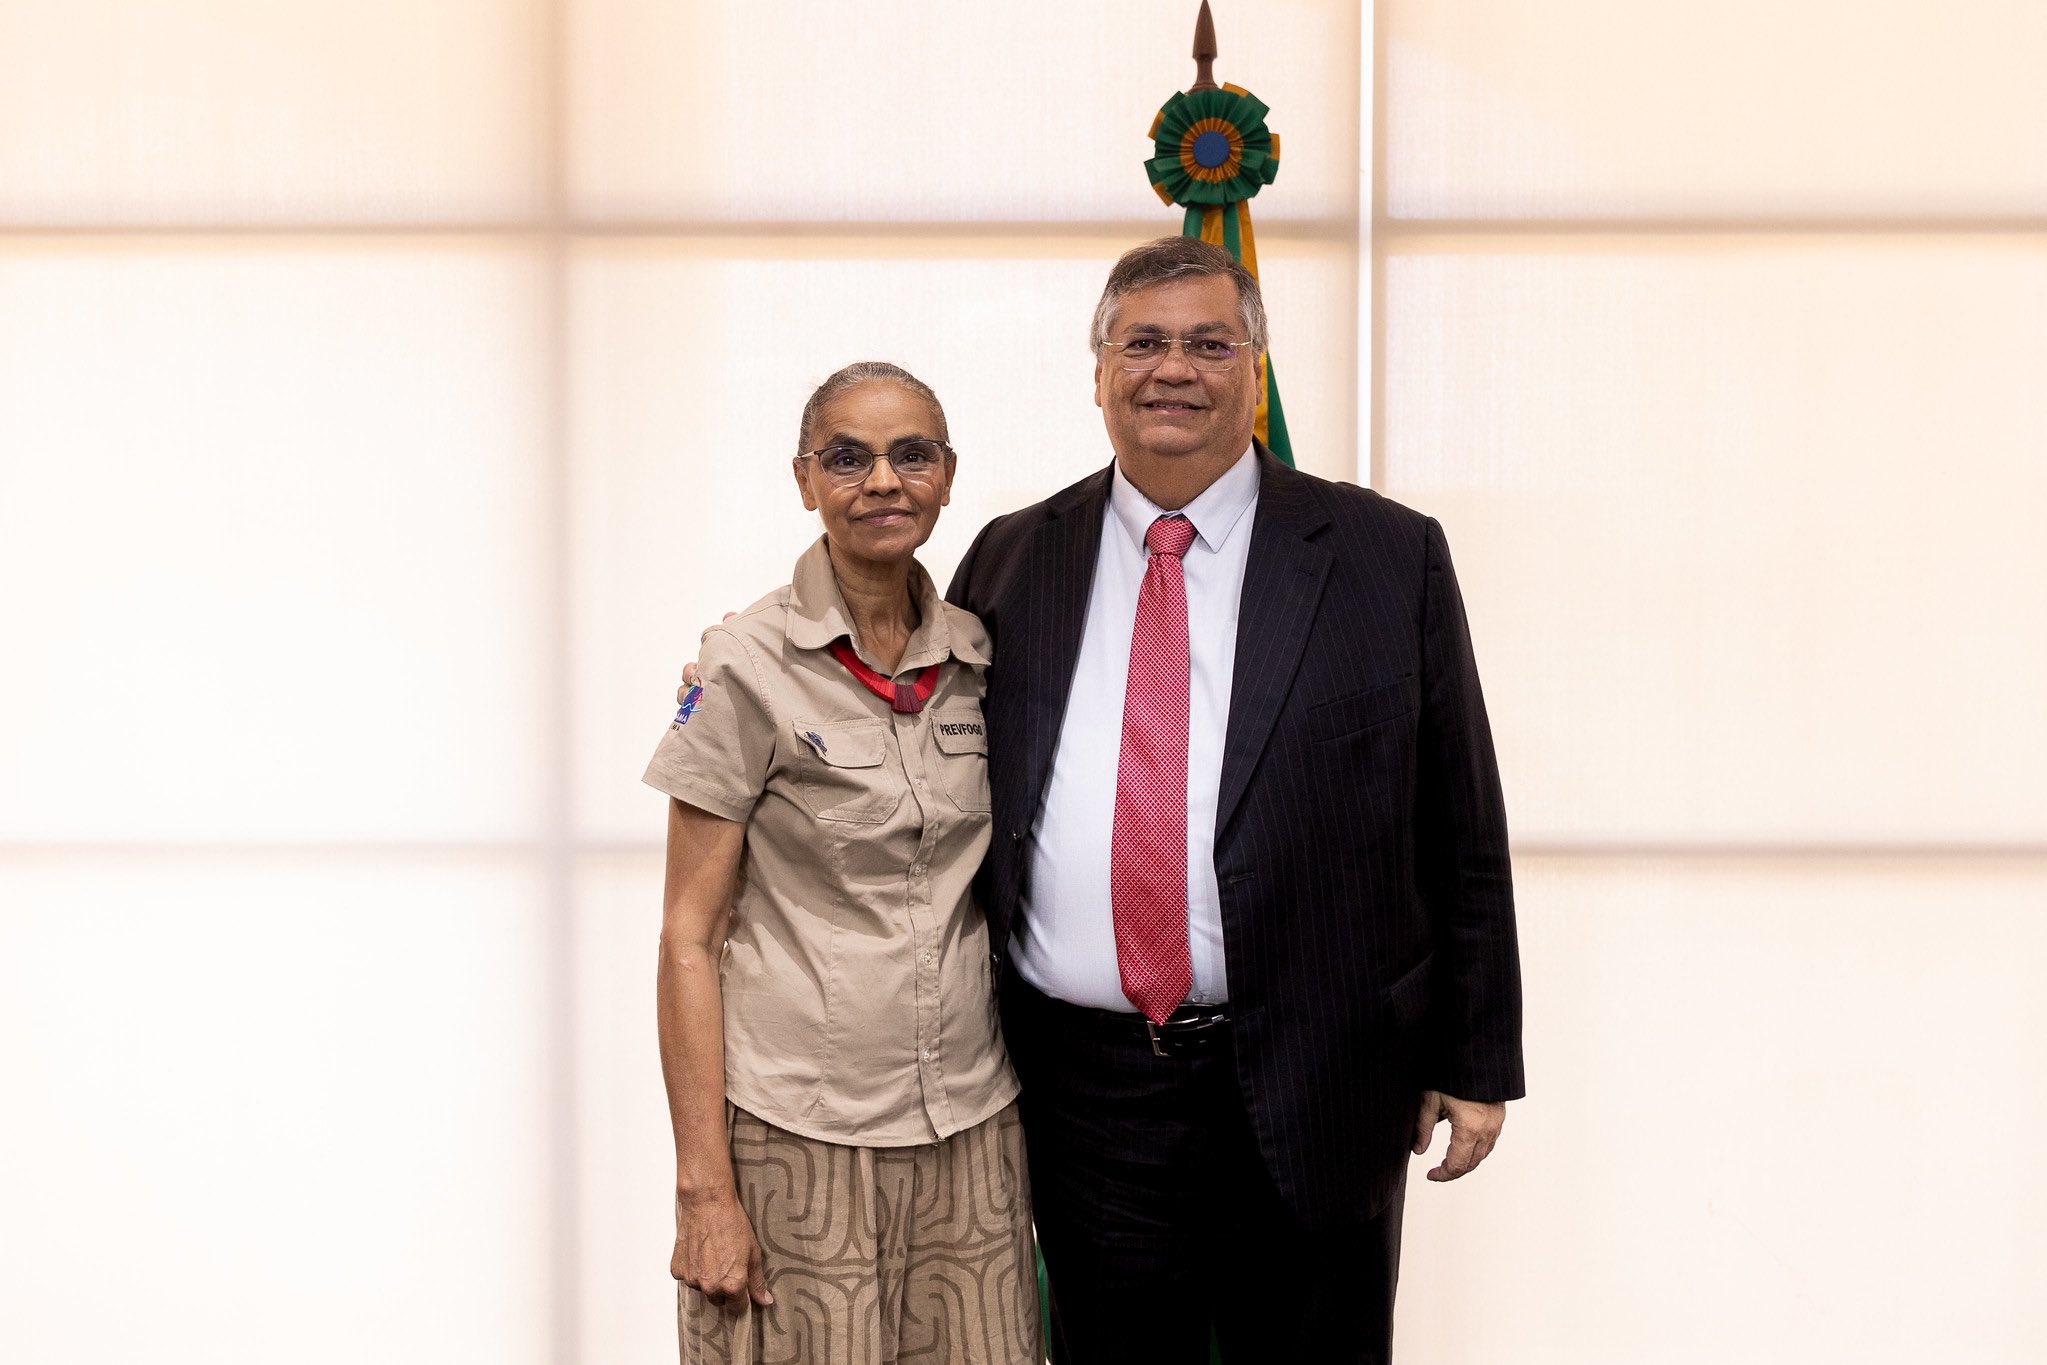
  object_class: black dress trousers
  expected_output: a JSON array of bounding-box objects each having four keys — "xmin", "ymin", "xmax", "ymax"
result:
[{"xmin": 1003, "ymin": 973, "xmax": 1406, "ymax": 1365}]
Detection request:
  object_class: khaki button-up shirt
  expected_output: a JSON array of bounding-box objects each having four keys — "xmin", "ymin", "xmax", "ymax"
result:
[{"xmin": 644, "ymin": 536, "xmax": 1016, "ymax": 1147}]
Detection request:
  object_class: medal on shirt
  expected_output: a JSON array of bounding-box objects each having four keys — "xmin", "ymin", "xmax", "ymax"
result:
[{"xmin": 829, "ymin": 639, "xmax": 939, "ymax": 714}]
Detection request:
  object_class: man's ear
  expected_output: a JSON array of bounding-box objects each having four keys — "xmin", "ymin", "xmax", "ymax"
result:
[{"xmin": 1093, "ymin": 356, "xmax": 1106, "ymax": 409}]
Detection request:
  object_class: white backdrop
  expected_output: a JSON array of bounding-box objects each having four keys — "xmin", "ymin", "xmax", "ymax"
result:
[{"xmin": 3, "ymin": 3, "xmax": 2043, "ymax": 1363}]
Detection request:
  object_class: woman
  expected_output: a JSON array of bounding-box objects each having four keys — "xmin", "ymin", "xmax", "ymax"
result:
[{"xmin": 643, "ymin": 362, "xmax": 1038, "ymax": 1365}]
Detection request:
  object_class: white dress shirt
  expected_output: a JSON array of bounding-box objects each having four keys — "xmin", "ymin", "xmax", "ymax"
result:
[{"xmin": 1011, "ymin": 447, "xmax": 1259, "ymax": 1011}]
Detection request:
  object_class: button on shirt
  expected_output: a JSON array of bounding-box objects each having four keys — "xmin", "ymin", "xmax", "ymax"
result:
[
  {"xmin": 1013, "ymin": 448, "xmax": 1259, "ymax": 1011},
  {"xmin": 643, "ymin": 536, "xmax": 1016, "ymax": 1147}
]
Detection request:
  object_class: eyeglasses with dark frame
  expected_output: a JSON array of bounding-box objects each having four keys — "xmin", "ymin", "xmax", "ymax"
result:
[
  {"xmin": 795, "ymin": 437, "xmax": 955, "ymax": 485},
  {"xmin": 1098, "ymin": 333, "xmax": 1255, "ymax": 373}
]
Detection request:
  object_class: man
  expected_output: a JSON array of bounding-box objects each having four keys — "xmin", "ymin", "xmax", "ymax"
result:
[{"xmin": 943, "ymin": 236, "xmax": 1523, "ymax": 1363}]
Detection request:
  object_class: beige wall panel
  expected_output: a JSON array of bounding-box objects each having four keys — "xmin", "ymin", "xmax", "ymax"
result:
[
  {"xmin": 568, "ymin": 0, "xmax": 1357, "ymax": 223},
  {"xmin": 0, "ymin": 1, "xmax": 544, "ymax": 224},
  {"xmin": 1382, "ymin": 238, "xmax": 2047, "ymax": 844},
  {"xmin": 568, "ymin": 238, "xmax": 1354, "ymax": 841},
  {"xmin": 1398, "ymin": 853, "xmax": 2047, "ymax": 1362},
  {"xmin": 573, "ymin": 849, "xmax": 682, "ymax": 1365},
  {"xmin": 1385, "ymin": 1, "xmax": 2047, "ymax": 219},
  {"xmin": 0, "ymin": 855, "xmax": 554, "ymax": 1364},
  {"xmin": 0, "ymin": 244, "xmax": 551, "ymax": 843}
]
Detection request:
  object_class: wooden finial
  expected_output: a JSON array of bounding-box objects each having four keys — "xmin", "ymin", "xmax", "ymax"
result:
[{"xmin": 1190, "ymin": 1, "xmax": 1219, "ymax": 92}]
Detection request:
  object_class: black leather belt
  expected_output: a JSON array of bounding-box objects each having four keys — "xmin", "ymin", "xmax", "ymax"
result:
[
  {"xmin": 1144, "ymin": 1002, "xmax": 1233, "ymax": 1058},
  {"xmin": 1009, "ymin": 976, "xmax": 1232, "ymax": 1059}
]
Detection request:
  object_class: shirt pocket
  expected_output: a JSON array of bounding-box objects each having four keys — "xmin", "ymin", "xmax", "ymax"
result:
[
  {"xmin": 790, "ymin": 718, "xmax": 901, "ymax": 824},
  {"xmin": 929, "ymin": 705, "xmax": 992, "ymax": 814}
]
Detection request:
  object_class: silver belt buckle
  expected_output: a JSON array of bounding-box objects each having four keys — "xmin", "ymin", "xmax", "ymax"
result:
[{"xmin": 1146, "ymin": 1019, "xmax": 1168, "ymax": 1058}]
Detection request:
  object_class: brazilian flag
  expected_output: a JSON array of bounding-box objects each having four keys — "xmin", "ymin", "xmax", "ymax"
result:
[{"xmin": 1030, "ymin": 27, "xmax": 1293, "ymax": 1365}]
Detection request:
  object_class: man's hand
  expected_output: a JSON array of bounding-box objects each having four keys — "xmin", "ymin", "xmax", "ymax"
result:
[
  {"xmin": 676, "ymin": 613, "xmax": 738, "ymax": 702},
  {"xmin": 1412, "ymin": 1090, "xmax": 1505, "ymax": 1183},
  {"xmin": 671, "ymin": 1189, "xmax": 773, "ymax": 1306}
]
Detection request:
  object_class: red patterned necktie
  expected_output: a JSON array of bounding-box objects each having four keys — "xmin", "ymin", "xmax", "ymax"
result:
[{"xmin": 1113, "ymin": 514, "xmax": 1198, "ymax": 1024}]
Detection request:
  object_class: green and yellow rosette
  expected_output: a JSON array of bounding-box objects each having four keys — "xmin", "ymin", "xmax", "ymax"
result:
[
  {"xmin": 1144, "ymin": 83, "xmax": 1291, "ymax": 462},
  {"xmin": 1146, "ymin": 84, "xmax": 1280, "ymax": 221}
]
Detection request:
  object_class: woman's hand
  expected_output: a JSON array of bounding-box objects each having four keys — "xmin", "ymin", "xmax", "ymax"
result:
[{"xmin": 672, "ymin": 1188, "xmax": 773, "ymax": 1306}]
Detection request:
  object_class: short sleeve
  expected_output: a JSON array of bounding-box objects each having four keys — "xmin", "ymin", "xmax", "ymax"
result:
[{"xmin": 642, "ymin": 627, "xmax": 776, "ymax": 823}]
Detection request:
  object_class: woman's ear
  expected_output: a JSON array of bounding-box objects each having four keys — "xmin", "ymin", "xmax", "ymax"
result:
[{"xmin": 792, "ymin": 457, "xmax": 820, "ymax": 512}]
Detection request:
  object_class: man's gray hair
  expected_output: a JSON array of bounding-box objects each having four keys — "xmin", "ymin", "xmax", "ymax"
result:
[
  {"xmin": 796, "ymin": 361, "xmax": 949, "ymax": 455},
  {"xmin": 1089, "ymin": 236, "xmax": 1269, "ymax": 357}
]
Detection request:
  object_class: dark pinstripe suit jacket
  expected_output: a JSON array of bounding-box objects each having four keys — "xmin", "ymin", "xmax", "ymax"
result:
[{"xmin": 946, "ymin": 448, "xmax": 1525, "ymax": 1221}]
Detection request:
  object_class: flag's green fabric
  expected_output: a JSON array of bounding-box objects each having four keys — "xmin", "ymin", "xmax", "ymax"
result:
[
  {"xmin": 1145, "ymin": 82, "xmax": 1291, "ymax": 467},
  {"xmin": 1038, "ymin": 1252, "xmax": 1051, "ymax": 1358}
]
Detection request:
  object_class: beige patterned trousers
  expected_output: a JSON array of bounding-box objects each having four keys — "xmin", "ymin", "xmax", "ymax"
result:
[{"xmin": 680, "ymin": 1102, "xmax": 1040, "ymax": 1365}]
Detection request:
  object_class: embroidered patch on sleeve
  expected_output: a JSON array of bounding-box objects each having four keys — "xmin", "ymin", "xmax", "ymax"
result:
[{"xmin": 671, "ymin": 684, "xmax": 703, "ymax": 729}]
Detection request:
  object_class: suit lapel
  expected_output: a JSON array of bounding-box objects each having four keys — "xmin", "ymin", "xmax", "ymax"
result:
[
  {"xmin": 1018, "ymin": 467, "xmax": 1112, "ymax": 816},
  {"xmin": 1218, "ymin": 453, "xmax": 1332, "ymax": 834}
]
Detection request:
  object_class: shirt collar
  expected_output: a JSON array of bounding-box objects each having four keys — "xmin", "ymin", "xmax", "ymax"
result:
[
  {"xmin": 786, "ymin": 534, "xmax": 988, "ymax": 671},
  {"xmin": 1107, "ymin": 445, "xmax": 1260, "ymax": 557}
]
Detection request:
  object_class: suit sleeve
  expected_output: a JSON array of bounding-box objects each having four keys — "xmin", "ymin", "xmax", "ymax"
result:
[{"xmin": 1415, "ymin": 516, "xmax": 1526, "ymax": 1102}]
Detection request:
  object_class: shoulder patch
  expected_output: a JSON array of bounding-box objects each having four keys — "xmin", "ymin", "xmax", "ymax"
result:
[{"xmin": 671, "ymin": 683, "xmax": 703, "ymax": 729}]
